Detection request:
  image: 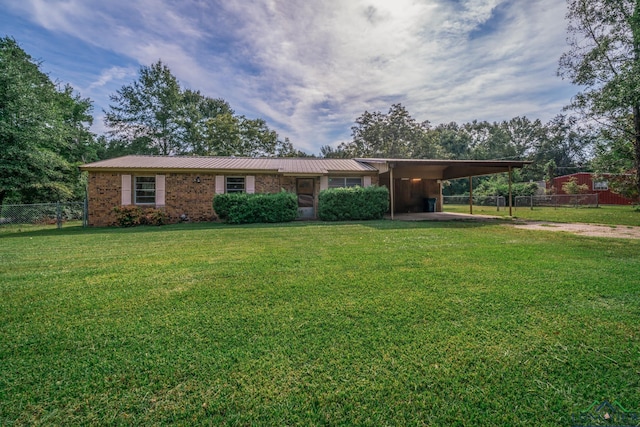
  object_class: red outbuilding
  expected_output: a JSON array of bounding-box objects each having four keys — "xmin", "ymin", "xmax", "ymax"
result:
[{"xmin": 549, "ymin": 172, "xmax": 634, "ymax": 205}]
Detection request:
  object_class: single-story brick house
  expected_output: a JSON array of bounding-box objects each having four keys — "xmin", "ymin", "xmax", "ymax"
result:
[
  {"xmin": 79, "ymin": 155, "xmax": 530, "ymax": 226},
  {"xmin": 549, "ymin": 172, "xmax": 635, "ymax": 205}
]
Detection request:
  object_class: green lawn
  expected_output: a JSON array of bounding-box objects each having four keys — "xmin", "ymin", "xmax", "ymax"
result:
[
  {"xmin": 1, "ymin": 221, "xmax": 639, "ymax": 425},
  {"xmin": 444, "ymin": 204, "xmax": 640, "ymax": 226}
]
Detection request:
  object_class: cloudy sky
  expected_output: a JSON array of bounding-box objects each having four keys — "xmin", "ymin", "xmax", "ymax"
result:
[{"xmin": 2, "ymin": 0, "xmax": 578, "ymax": 154}]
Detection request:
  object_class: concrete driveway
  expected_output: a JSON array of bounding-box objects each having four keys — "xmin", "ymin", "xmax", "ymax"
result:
[{"xmin": 386, "ymin": 212, "xmax": 501, "ymax": 221}]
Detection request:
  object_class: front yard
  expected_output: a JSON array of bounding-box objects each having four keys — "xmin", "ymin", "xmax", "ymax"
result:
[{"xmin": 1, "ymin": 220, "xmax": 638, "ymax": 425}]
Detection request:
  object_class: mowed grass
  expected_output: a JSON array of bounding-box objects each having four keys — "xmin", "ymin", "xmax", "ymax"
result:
[
  {"xmin": 445, "ymin": 204, "xmax": 640, "ymax": 226},
  {"xmin": 1, "ymin": 221, "xmax": 639, "ymax": 425}
]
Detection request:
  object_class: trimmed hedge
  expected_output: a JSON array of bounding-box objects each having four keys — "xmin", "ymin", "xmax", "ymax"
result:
[
  {"xmin": 318, "ymin": 185, "xmax": 389, "ymax": 221},
  {"xmin": 212, "ymin": 193, "xmax": 245, "ymax": 220},
  {"xmin": 213, "ymin": 191, "xmax": 298, "ymax": 224}
]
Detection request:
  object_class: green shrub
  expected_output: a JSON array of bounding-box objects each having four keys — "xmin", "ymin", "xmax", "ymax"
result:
[
  {"xmin": 141, "ymin": 208, "xmax": 167, "ymax": 226},
  {"xmin": 318, "ymin": 186, "xmax": 389, "ymax": 221},
  {"xmin": 214, "ymin": 191, "xmax": 298, "ymax": 224},
  {"xmin": 113, "ymin": 206, "xmax": 167, "ymax": 227},
  {"xmin": 212, "ymin": 193, "xmax": 246, "ymax": 220}
]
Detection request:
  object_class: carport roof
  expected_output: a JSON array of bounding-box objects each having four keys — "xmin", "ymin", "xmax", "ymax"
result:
[{"xmin": 355, "ymin": 158, "xmax": 532, "ymax": 180}]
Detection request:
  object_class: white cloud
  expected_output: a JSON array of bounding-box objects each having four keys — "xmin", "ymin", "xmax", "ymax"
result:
[
  {"xmin": 87, "ymin": 66, "xmax": 137, "ymax": 90},
  {"xmin": 4, "ymin": 0, "xmax": 578, "ymax": 153}
]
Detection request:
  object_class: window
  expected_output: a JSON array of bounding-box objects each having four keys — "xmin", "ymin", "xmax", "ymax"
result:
[
  {"xmin": 328, "ymin": 177, "xmax": 362, "ymax": 188},
  {"xmin": 226, "ymin": 177, "xmax": 245, "ymax": 193},
  {"xmin": 593, "ymin": 180, "xmax": 608, "ymax": 191},
  {"xmin": 135, "ymin": 176, "xmax": 156, "ymax": 204}
]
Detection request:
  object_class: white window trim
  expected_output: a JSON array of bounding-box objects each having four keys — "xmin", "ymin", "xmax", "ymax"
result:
[
  {"xmin": 121, "ymin": 175, "xmax": 132, "ymax": 205},
  {"xmin": 155, "ymin": 174, "xmax": 165, "ymax": 206},
  {"xmin": 226, "ymin": 176, "xmax": 246, "ymax": 193},
  {"xmin": 246, "ymin": 175, "xmax": 255, "ymax": 194},
  {"xmin": 320, "ymin": 176, "xmax": 329, "ymax": 191},
  {"xmin": 593, "ymin": 181, "xmax": 608, "ymax": 191},
  {"xmin": 328, "ymin": 176, "xmax": 363, "ymax": 188},
  {"xmin": 215, "ymin": 175, "xmax": 225, "ymax": 194},
  {"xmin": 134, "ymin": 176, "xmax": 156, "ymax": 205}
]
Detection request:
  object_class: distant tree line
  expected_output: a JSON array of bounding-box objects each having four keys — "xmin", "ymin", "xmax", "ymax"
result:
[{"xmin": 320, "ymin": 104, "xmax": 594, "ymax": 195}]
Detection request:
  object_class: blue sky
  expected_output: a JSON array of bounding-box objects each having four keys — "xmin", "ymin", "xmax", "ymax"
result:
[{"xmin": 2, "ymin": 0, "xmax": 578, "ymax": 154}]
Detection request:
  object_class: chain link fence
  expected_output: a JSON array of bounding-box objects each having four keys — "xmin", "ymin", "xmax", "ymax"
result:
[
  {"xmin": 0, "ymin": 201, "xmax": 87, "ymax": 228},
  {"xmin": 514, "ymin": 194, "xmax": 599, "ymax": 209},
  {"xmin": 443, "ymin": 195, "xmax": 507, "ymax": 210}
]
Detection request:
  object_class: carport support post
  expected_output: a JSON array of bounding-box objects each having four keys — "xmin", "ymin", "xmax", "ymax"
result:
[
  {"xmin": 390, "ymin": 165, "xmax": 395, "ymax": 220},
  {"xmin": 468, "ymin": 176, "xmax": 473, "ymax": 215},
  {"xmin": 508, "ymin": 166, "xmax": 513, "ymax": 216}
]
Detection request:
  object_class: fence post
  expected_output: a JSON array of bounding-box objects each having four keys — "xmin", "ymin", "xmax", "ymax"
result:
[
  {"xmin": 83, "ymin": 198, "xmax": 88, "ymax": 227},
  {"xmin": 56, "ymin": 201, "xmax": 62, "ymax": 229},
  {"xmin": 530, "ymin": 195, "xmax": 533, "ymax": 210}
]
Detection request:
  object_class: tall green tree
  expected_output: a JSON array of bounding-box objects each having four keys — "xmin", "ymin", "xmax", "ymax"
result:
[
  {"xmin": 105, "ymin": 61, "xmax": 182, "ymax": 155},
  {"xmin": 559, "ymin": 0, "xmax": 640, "ymax": 201},
  {"xmin": 343, "ymin": 104, "xmax": 433, "ymax": 158},
  {"xmin": 179, "ymin": 89, "xmax": 234, "ymax": 154},
  {"xmin": 0, "ymin": 37, "xmax": 95, "ymax": 205},
  {"xmin": 104, "ymin": 61, "xmax": 288, "ymax": 158},
  {"xmin": 591, "ymin": 116, "xmax": 638, "ymax": 199},
  {"xmin": 529, "ymin": 115, "xmax": 593, "ymax": 178}
]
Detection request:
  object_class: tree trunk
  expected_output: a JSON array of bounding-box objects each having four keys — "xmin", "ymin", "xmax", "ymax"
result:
[
  {"xmin": 634, "ymin": 104, "xmax": 640, "ymax": 203},
  {"xmin": 632, "ymin": 3, "xmax": 640, "ymax": 203},
  {"xmin": 0, "ymin": 190, "xmax": 5, "ymax": 207}
]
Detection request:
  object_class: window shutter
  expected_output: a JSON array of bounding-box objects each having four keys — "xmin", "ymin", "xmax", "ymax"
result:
[
  {"xmin": 156, "ymin": 174, "xmax": 165, "ymax": 206},
  {"xmin": 121, "ymin": 175, "xmax": 131, "ymax": 205},
  {"xmin": 246, "ymin": 175, "xmax": 255, "ymax": 194},
  {"xmin": 320, "ymin": 176, "xmax": 328, "ymax": 191},
  {"xmin": 215, "ymin": 175, "xmax": 225, "ymax": 194},
  {"xmin": 363, "ymin": 176, "xmax": 372, "ymax": 187}
]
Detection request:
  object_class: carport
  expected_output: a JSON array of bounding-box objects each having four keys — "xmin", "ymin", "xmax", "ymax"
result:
[{"xmin": 357, "ymin": 158, "xmax": 532, "ymax": 220}]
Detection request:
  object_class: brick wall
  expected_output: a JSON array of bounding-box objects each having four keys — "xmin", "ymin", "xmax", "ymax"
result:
[
  {"xmin": 87, "ymin": 172, "xmax": 218, "ymax": 226},
  {"xmin": 87, "ymin": 172, "xmax": 121, "ymax": 226},
  {"xmin": 87, "ymin": 171, "xmax": 380, "ymax": 226},
  {"xmin": 165, "ymin": 173, "xmax": 217, "ymax": 222},
  {"xmin": 254, "ymin": 174, "xmax": 301, "ymax": 193}
]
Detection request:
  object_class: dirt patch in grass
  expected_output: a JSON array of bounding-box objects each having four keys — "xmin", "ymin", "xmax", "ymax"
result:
[{"xmin": 512, "ymin": 221, "xmax": 640, "ymax": 239}]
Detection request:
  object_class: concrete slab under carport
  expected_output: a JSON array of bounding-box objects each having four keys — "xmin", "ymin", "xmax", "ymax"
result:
[{"xmin": 386, "ymin": 212, "xmax": 502, "ymax": 221}]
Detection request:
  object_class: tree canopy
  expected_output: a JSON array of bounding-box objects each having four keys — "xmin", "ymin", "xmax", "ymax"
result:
[
  {"xmin": 559, "ymin": 0, "xmax": 640, "ymax": 201},
  {"xmin": 326, "ymin": 104, "xmax": 591, "ymax": 184},
  {"xmin": 0, "ymin": 37, "xmax": 96, "ymax": 205},
  {"xmin": 104, "ymin": 61, "xmax": 290, "ymax": 157}
]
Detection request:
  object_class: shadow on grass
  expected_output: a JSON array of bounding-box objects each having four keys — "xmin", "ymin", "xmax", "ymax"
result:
[{"xmin": 0, "ymin": 217, "xmax": 502, "ymax": 239}]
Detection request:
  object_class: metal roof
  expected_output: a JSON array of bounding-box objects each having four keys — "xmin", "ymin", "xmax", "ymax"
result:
[
  {"xmin": 80, "ymin": 155, "xmax": 378, "ymax": 174},
  {"xmin": 355, "ymin": 157, "xmax": 532, "ymax": 180},
  {"xmin": 355, "ymin": 158, "xmax": 532, "ymax": 167}
]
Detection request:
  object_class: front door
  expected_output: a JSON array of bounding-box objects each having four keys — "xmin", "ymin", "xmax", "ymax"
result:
[{"xmin": 297, "ymin": 178, "xmax": 315, "ymax": 219}]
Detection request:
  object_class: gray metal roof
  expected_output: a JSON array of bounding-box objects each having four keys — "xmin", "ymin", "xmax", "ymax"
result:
[
  {"xmin": 355, "ymin": 157, "xmax": 532, "ymax": 180},
  {"xmin": 80, "ymin": 155, "xmax": 378, "ymax": 174},
  {"xmin": 355, "ymin": 158, "xmax": 532, "ymax": 167}
]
